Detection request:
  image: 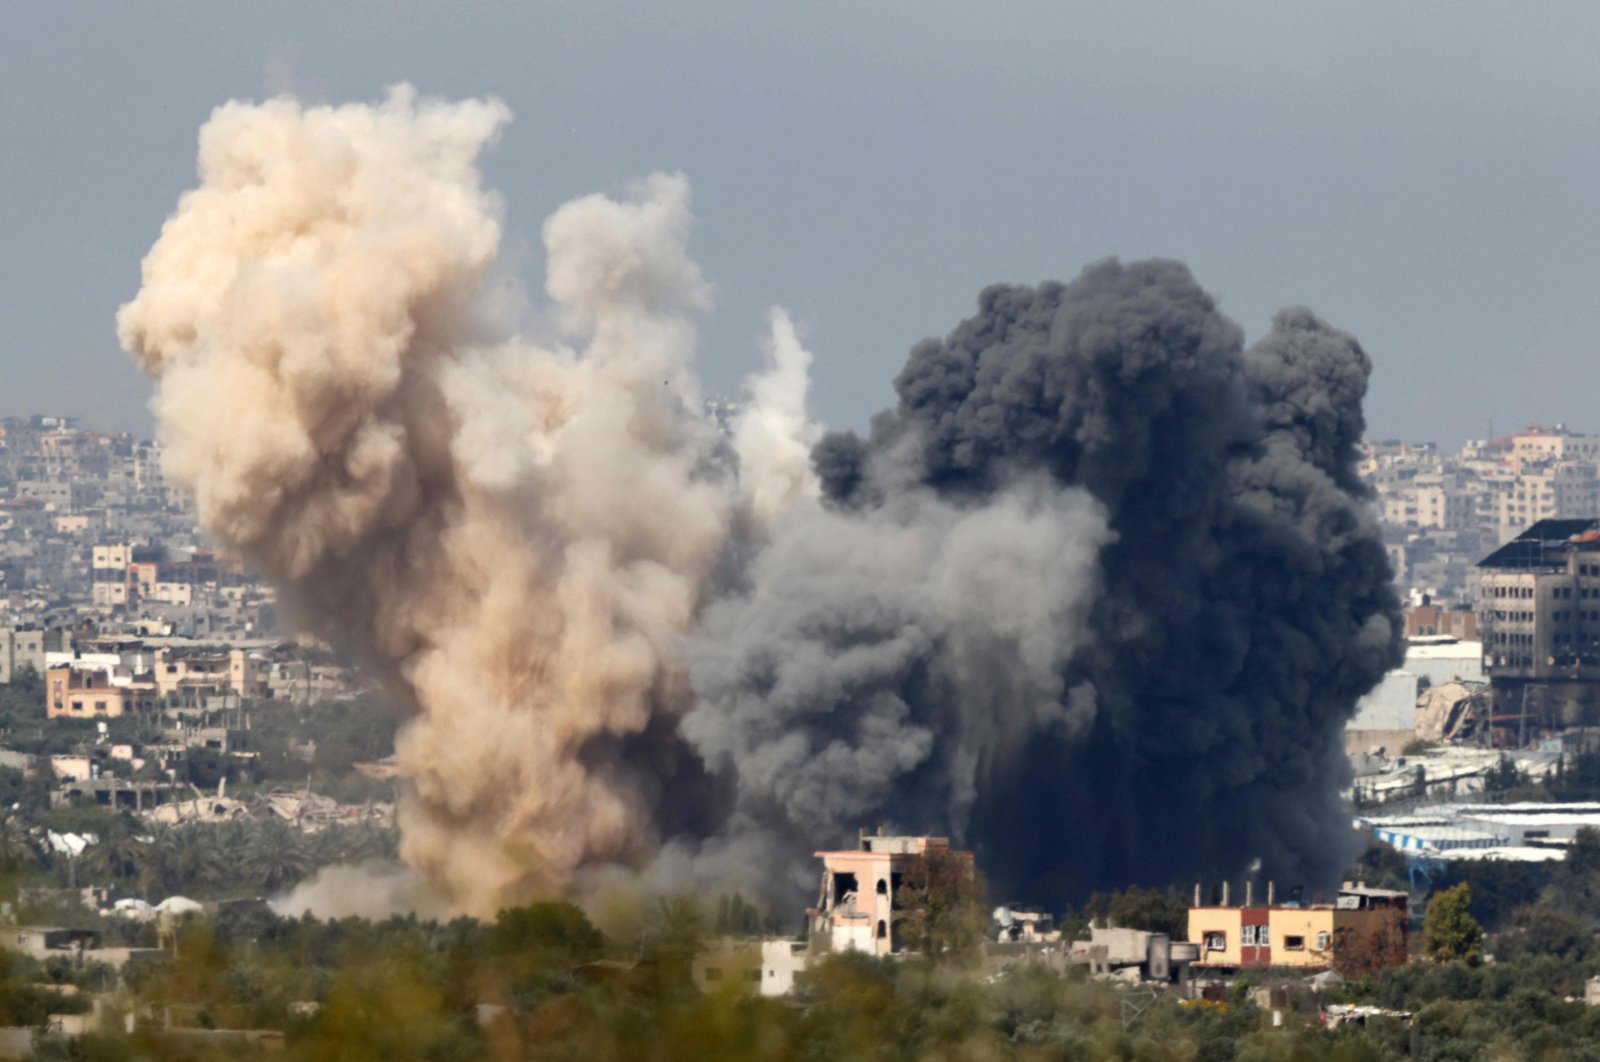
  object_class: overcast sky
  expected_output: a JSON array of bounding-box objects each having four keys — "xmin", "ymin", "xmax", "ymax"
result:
[{"xmin": 3, "ymin": 2, "xmax": 1597, "ymax": 448}]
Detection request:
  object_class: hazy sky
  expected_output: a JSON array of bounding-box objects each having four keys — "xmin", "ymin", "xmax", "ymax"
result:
[{"xmin": 3, "ymin": 2, "xmax": 1598, "ymax": 448}]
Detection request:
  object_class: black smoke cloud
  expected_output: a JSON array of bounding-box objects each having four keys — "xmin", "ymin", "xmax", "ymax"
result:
[{"xmin": 685, "ymin": 258, "xmax": 1401, "ymax": 903}]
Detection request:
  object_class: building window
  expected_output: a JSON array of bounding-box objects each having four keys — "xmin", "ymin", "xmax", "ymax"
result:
[
  {"xmin": 1258, "ymin": 926, "xmax": 1270, "ymax": 947},
  {"xmin": 1284, "ymin": 935, "xmax": 1305, "ymax": 951},
  {"xmin": 1315, "ymin": 932, "xmax": 1331, "ymax": 951},
  {"xmin": 1204, "ymin": 932, "xmax": 1226, "ymax": 952},
  {"xmin": 876, "ymin": 920, "xmax": 887, "ymax": 940},
  {"xmin": 1241, "ymin": 925, "xmax": 1255, "ymax": 946}
]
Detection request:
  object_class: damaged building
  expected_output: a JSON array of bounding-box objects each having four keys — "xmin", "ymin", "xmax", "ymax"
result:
[
  {"xmin": 1478, "ymin": 518, "xmax": 1600, "ymax": 734},
  {"xmin": 807, "ymin": 831, "xmax": 975, "ymax": 956}
]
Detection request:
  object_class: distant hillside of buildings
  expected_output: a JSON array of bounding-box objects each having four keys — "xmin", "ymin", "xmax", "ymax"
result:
[{"xmin": 1363, "ymin": 423, "xmax": 1600, "ymax": 607}]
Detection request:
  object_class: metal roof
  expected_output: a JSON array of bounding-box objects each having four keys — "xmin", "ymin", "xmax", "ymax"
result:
[{"xmin": 1477, "ymin": 519, "xmax": 1600, "ymax": 570}]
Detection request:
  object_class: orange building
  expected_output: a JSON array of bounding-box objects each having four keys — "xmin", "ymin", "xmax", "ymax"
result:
[
  {"xmin": 1187, "ymin": 883, "xmax": 1407, "ymax": 975},
  {"xmin": 46, "ymin": 666, "xmax": 157, "ymax": 720}
]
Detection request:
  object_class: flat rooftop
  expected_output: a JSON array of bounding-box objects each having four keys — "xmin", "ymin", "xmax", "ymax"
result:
[{"xmin": 1479, "ymin": 519, "xmax": 1600, "ymax": 571}]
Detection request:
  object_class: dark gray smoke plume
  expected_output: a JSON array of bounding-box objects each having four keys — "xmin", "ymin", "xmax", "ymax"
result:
[{"xmin": 685, "ymin": 258, "xmax": 1401, "ymax": 903}]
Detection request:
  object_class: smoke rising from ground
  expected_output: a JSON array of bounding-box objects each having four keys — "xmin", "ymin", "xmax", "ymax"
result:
[
  {"xmin": 718, "ymin": 267, "xmax": 1402, "ymax": 899},
  {"xmin": 122, "ymin": 89, "xmax": 1399, "ymax": 915},
  {"xmin": 119, "ymin": 88, "xmax": 733, "ymax": 914},
  {"xmin": 270, "ymin": 861, "xmax": 449, "ymax": 921}
]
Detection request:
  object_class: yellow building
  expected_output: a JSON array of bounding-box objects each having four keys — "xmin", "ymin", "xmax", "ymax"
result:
[
  {"xmin": 153, "ymin": 646, "xmax": 265, "ymax": 701},
  {"xmin": 46, "ymin": 666, "xmax": 157, "ymax": 719},
  {"xmin": 1187, "ymin": 883, "xmax": 1407, "ymax": 975}
]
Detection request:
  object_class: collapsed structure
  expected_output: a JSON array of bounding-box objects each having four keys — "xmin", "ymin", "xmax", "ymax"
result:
[{"xmin": 807, "ymin": 832, "xmax": 973, "ymax": 956}]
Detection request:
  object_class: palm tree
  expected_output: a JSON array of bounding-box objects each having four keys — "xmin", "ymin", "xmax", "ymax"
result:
[
  {"xmin": 138, "ymin": 825, "xmax": 181, "ymax": 898},
  {"xmin": 141, "ymin": 825, "xmax": 228, "ymax": 898},
  {"xmin": 243, "ymin": 821, "xmax": 313, "ymax": 893},
  {"xmin": 317, "ymin": 823, "xmax": 397, "ymax": 865},
  {"xmin": 81, "ymin": 825, "xmax": 143, "ymax": 884},
  {"xmin": 176, "ymin": 828, "xmax": 229, "ymax": 894}
]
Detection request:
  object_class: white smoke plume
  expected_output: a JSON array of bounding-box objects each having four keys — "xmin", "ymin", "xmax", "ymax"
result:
[
  {"xmin": 120, "ymin": 87, "xmax": 733, "ymax": 915},
  {"xmin": 731, "ymin": 309, "xmax": 822, "ymax": 526},
  {"xmin": 270, "ymin": 861, "xmax": 449, "ymax": 921}
]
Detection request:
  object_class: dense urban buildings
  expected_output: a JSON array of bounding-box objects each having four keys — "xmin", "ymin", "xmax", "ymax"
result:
[
  {"xmin": 1363, "ymin": 424, "xmax": 1600, "ymax": 607},
  {"xmin": 0, "ymin": 414, "xmax": 287, "ymax": 665}
]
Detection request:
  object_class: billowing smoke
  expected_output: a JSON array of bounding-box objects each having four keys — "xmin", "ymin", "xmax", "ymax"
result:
[
  {"xmin": 118, "ymin": 88, "xmax": 734, "ymax": 914},
  {"xmin": 121, "ymin": 88, "xmax": 1399, "ymax": 915},
  {"xmin": 693, "ymin": 269, "xmax": 1402, "ymax": 899},
  {"xmin": 270, "ymin": 860, "xmax": 449, "ymax": 921}
]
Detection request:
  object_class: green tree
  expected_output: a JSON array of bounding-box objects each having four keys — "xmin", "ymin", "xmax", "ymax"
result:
[
  {"xmin": 1483, "ymin": 754, "xmax": 1529, "ymax": 795},
  {"xmin": 1106, "ymin": 885, "xmax": 1188, "ymax": 938},
  {"xmin": 713, "ymin": 891, "xmax": 777, "ymax": 938},
  {"xmin": 0, "ymin": 814, "xmax": 36, "ymax": 875},
  {"xmin": 1552, "ymin": 749, "xmax": 1600, "ymax": 801},
  {"xmin": 894, "ymin": 848, "xmax": 987, "ymax": 965},
  {"xmin": 242, "ymin": 821, "xmax": 312, "ymax": 893},
  {"xmin": 488, "ymin": 901, "xmax": 603, "ymax": 964},
  {"xmin": 1494, "ymin": 904, "xmax": 1595, "ymax": 963},
  {"xmin": 1544, "ymin": 826, "xmax": 1600, "ymax": 921},
  {"xmin": 81, "ymin": 822, "xmax": 143, "ymax": 884},
  {"xmin": 139, "ymin": 825, "xmax": 229, "ymax": 898},
  {"xmin": 1424, "ymin": 882, "xmax": 1484, "ymax": 965}
]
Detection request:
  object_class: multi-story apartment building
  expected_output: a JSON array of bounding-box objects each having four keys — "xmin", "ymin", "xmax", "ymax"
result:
[
  {"xmin": 151, "ymin": 643, "xmax": 268, "ymax": 702},
  {"xmin": 807, "ymin": 832, "xmax": 975, "ymax": 956},
  {"xmin": 45, "ymin": 663, "xmax": 158, "ymax": 719},
  {"xmin": 90, "ymin": 543, "xmax": 132, "ymax": 607},
  {"xmin": 1508, "ymin": 425, "xmax": 1600, "ymax": 464},
  {"xmin": 0, "ymin": 627, "xmax": 70, "ymax": 684},
  {"xmin": 1477, "ymin": 518, "xmax": 1600, "ymax": 730}
]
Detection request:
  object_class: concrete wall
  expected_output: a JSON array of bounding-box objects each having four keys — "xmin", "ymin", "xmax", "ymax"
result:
[
  {"xmin": 691, "ymin": 941, "xmax": 763, "ymax": 993},
  {"xmin": 1187, "ymin": 907, "xmax": 1242, "ymax": 966},
  {"xmin": 761, "ymin": 939, "xmax": 808, "ymax": 997},
  {"xmin": 1266, "ymin": 909, "xmax": 1337, "ymax": 968}
]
